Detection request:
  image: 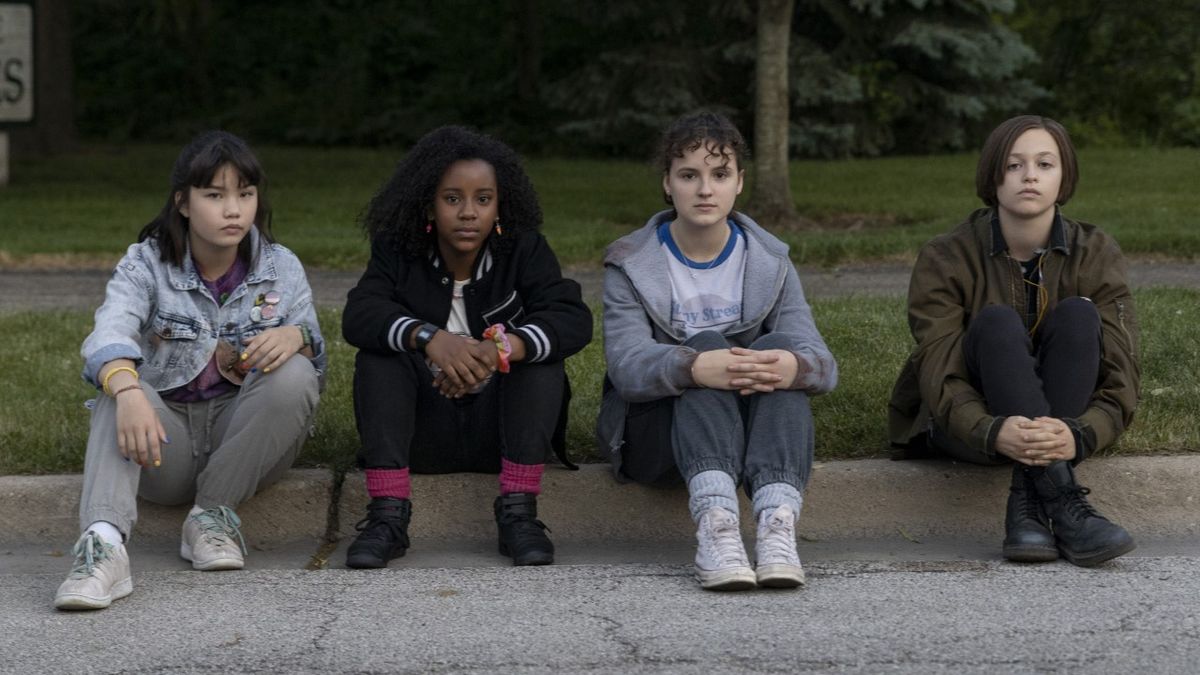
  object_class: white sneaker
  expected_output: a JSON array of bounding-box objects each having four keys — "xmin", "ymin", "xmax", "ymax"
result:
[
  {"xmin": 181, "ymin": 506, "xmax": 246, "ymax": 571},
  {"xmin": 694, "ymin": 507, "xmax": 756, "ymax": 591},
  {"xmin": 54, "ymin": 531, "xmax": 133, "ymax": 610},
  {"xmin": 755, "ymin": 504, "xmax": 805, "ymax": 588}
]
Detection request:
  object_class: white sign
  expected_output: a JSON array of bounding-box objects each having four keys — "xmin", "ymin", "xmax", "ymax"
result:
[{"xmin": 0, "ymin": 3, "xmax": 34, "ymax": 123}]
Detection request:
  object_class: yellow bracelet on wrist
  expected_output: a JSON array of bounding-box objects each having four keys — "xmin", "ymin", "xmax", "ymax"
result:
[{"xmin": 102, "ymin": 366, "xmax": 139, "ymax": 396}]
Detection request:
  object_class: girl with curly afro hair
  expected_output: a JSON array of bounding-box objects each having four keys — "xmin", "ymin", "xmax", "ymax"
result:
[{"xmin": 342, "ymin": 126, "xmax": 593, "ymax": 569}]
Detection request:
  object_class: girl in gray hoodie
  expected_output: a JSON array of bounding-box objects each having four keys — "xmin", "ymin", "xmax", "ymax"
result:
[{"xmin": 597, "ymin": 112, "xmax": 837, "ymax": 591}]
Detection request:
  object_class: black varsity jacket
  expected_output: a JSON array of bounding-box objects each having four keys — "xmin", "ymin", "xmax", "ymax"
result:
[{"xmin": 343, "ymin": 232, "xmax": 593, "ymax": 363}]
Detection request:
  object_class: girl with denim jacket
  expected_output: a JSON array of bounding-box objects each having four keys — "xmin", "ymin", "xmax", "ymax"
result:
[
  {"xmin": 55, "ymin": 131, "xmax": 324, "ymax": 611},
  {"xmin": 598, "ymin": 112, "xmax": 837, "ymax": 591}
]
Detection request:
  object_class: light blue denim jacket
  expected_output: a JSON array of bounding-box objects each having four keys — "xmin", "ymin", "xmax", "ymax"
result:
[{"xmin": 81, "ymin": 227, "xmax": 326, "ymax": 392}]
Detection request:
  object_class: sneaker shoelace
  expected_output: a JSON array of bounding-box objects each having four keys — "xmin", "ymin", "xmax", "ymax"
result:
[
  {"xmin": 706, "ymin": 513, "xmax": 749, "ymax": 566},
  {"xmin": 193, "ymin": 506, "xmax": 247, "ymax": 554},
  {"xmin": 68, "ymin": 532, "xmax": 114, "ymax": 579},
  {"xmin": 758, "ymin": 513, "xmax": 799, "ymax": 564}
]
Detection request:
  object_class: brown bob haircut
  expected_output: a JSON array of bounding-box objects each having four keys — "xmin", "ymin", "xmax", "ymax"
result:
[{"xmin": 975, "ymin": 115, "xmax": 1078, "ymax": 208}]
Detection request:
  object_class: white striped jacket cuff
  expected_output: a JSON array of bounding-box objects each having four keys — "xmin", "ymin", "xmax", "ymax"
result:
[
  {"xmin": 513, "ymin": 324, "xmax": 551, "ymax": 363},
  {"xmin": 388, "ymin": 317, "xmax": 420, "ymax": 352}
]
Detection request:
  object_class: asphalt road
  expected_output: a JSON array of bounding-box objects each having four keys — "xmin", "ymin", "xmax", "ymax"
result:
[
  {"xmin": 4, "ymin": 262, "xmax": 1198, "ymax": 673},
  {"xmin": 4, "ymin": 549, "xmax": 1198, "ymax": 674}
]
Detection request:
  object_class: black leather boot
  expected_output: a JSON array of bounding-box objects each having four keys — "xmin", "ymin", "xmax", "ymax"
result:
[
  {"xmin": 494, "ymin": 493, "xmax": 554, "ymax": 566},
  {"xmin": 1002, "ymin": 464, "xmax": 1058, "ymax": 562},
  {"xmin": 1032, "ymin": 462, "xmax": 1135, "ymax": 567},
  {"xmin": 346, "ymin": 497, "xmax": 412, "ymax": 569}
]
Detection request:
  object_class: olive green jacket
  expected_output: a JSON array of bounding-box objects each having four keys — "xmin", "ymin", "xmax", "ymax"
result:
[{"xmin": 888, "ymin": 208, "xmax": 1140, "ymax": 461}]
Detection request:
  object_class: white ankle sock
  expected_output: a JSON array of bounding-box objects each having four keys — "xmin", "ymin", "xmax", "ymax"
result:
[
  {"xmin": 188, "ymin": 505, "xmax": 204, "ymax": 517},
  {"xmin": 85, "ymin": 521, "xmax": 124, "ymax": 547}
]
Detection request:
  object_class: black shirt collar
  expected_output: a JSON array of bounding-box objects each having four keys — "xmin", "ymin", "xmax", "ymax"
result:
[{"xmin": 989, "ymin": 208, "xmax": 1069, "ymax": 258}]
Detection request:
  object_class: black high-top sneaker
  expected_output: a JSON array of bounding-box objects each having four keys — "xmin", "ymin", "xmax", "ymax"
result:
[
  {"xmin": 494, "ymin": 493, "xmax": 554, "ymax": 566},
  {"xmin": 1032, "ymin": 462, "xmax": 1135, "ymax": 567},
  {"xmin": 346, "ymin": 497, "xmax": 412, "ymax": 569},
  {"xmin": 1002, "ymin": 464, "xmax": 1058, "ymax": 562}
]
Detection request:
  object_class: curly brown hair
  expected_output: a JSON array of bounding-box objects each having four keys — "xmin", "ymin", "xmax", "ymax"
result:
[{"xmin": 654, "ymin": 111, "xmax": 749, "ymax": 207}]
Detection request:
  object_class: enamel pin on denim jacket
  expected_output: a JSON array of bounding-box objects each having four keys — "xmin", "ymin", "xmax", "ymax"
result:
[{"xmin": 82, "ymin": 227, "xmax": 326, "ymax": 393}]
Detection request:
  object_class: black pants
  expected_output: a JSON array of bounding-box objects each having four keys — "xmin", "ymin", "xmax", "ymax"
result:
[
  {"xmin": 932, "ymin": 297, "xmax": 1101, "ymax": 464},
  {"xmin": 353, "ymin": 350, "xmax": 567, "ymax": 473}
]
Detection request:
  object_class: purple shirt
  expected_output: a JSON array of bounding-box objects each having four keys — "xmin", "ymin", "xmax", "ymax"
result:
[{"xmin": 162, "ymin": 257, "xmax": 247, "ymax": 403}]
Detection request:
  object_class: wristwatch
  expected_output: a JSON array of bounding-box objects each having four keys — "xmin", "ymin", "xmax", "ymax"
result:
[{"xmin": 413, "ymin": 322, "xmax": 439, "ymax": 352}]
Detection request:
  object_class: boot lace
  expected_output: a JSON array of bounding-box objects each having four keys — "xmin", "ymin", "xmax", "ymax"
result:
[
  {"xmin": 193, "ymin": 506, "xmax": 247, "ymax": 554},
  {"xmin": 354, "ymin": 506, "xmax": 411, "ymax": 549},
  {"xmin": 498, "ymin": 512, "xmax": 551, "ymax": 547},
  {"xmin": 1059, "ymin": 485, "xmax": 1101, "ymax": 520},
  {"xmin": 1017, "ymin": 489, "xmax": 1046, "ymax": 522},
  {"xmin": 67, "ymin": 532, "xmax": 114, "ymax": 579}
]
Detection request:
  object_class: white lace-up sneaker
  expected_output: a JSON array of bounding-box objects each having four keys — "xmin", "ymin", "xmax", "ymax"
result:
[
  {"xmin": 181, "ymin": 506, "xmax": 246, "ymax": 571},
  {"xmin": 54, "ymin": 531, "xmax": 133, "ymax": 610},
  {"xmin": 694, "ymin": 507, "xmax": 756, "ymax": 591},
  {"xmin": 755, "ymin": 504, "xmax": 805, "ymax": 588}
]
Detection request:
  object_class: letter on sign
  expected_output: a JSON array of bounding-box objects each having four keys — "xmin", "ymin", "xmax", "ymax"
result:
[{"xmin": 0, "ymin": 3, "xmax": 34, "ymax": 123}]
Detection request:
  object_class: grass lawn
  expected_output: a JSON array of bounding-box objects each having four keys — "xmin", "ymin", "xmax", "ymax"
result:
[
  {"xmin": 2, "ymin": 290, "xmax": 1196, "ymax": 475},
  {"xmin": 1, "ymin": 145, "xmax": 1197, "ymax": 269}
]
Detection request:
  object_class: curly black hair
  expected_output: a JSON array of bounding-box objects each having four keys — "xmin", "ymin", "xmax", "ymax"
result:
[
  {"xmin": 654, "ymin": 111, "xmax": 749, "ymax": 207},
  {"xmin": 361, "ymin": 126, "xmax": 543, "ymax": 259}
]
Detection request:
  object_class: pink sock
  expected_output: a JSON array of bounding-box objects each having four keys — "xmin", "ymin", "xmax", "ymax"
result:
[
  {"xmin": 365, "ymin": 468, "xmax": 411, "ymax": 500},
  {"xmin": 499, "ymin": 459, "xmax": 544, "ymax": 495}
]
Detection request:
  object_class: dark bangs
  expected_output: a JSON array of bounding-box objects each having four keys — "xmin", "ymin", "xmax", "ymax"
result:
[{"xmin": 139, "ymin": 130, "xmax": 274, "ymax": 267}]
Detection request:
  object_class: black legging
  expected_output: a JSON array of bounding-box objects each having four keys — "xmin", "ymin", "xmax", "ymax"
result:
[
  {"xmin": 932, "ymin": 297, "xmax": 1101, "ymax": 464},
  {"xmin": 353, "ymin": 350, "xmax": 567, "ymax": 473}
]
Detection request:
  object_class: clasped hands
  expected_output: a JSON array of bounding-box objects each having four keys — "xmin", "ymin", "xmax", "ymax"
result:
[
  {"xmin": 691, "ymin": 348, "xmax": 806, "ymax": 395},
  {"xmin": 995, "ymin": 416, "xmax": 1077, "ymax": 466},
  {"xmin": 425, "ymin": 330, "xmax": 521, "ymax": 398}
]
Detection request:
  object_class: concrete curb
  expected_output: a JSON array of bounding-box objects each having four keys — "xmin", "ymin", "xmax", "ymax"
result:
[{"xmin": 3, "ymin": 456, "xmax": 1197, "ymax": 550}]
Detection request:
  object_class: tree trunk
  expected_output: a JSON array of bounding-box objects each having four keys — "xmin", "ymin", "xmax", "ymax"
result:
[
  {"xmin": 10, "ymin": 0, "xmax": 75, "ymax": 156},
  {"xmin": 748, "ymin": 0, "xmax": 797, "ymax": 226}
]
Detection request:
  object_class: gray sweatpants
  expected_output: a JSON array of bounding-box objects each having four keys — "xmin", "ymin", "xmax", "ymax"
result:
[
  {"xmin": 79, "ymin": 356, "xmax": 320, "ymax": 539},
  {"xmin": 619, "ymin": 330, "xmax": 816, "ymax": 493}
]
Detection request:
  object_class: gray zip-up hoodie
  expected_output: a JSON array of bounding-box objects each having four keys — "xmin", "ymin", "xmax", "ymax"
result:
[{"xmin": 597, "ymin": 210, "xmax": 837, "ymax": 465}]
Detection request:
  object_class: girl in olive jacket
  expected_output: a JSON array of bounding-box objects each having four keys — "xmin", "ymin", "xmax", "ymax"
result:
[{"xmin": 890, "ymin": 115, "xmax": 1138, "ymax": 568}]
